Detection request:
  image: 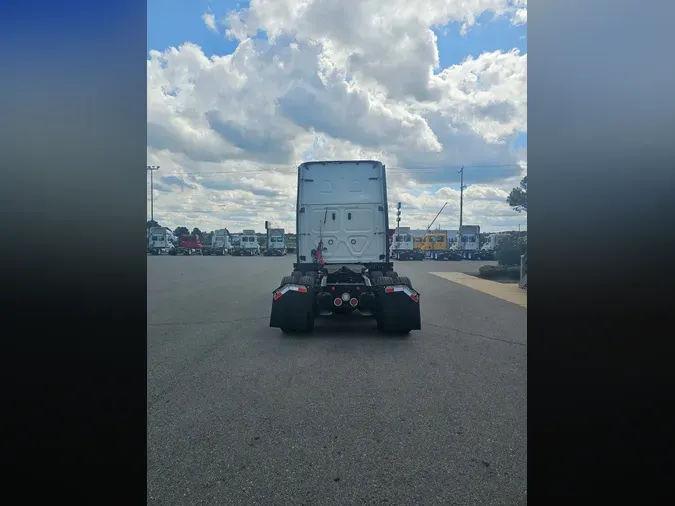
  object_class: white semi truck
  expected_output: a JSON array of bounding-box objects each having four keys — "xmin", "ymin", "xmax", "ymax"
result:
[
  {"xmin": 390, "ymin": 226, "xmax": 424, "ymax": 261},
  {"xmin": 240, "ymin": 229, "xmax": 261, "ymax": 256},
  {"xmin": 478, "ymin": 233, "xmax": 499, "ymax": 260},
  {"xmin": 147, "ymin": 226, "xmax": 176, "ymax": 255},
  {"xmin": 269, "ymin": 160, "xmax": 421, "ymax": 334},
  {"xmin": 229, "ymin": 234, "xmax": 242, "ymax": 256},
  {"xmin": 264, "ymin": 228, "xmax": 287, "ymax": 256},
  {"xmin": 203, "ymin": 228, "xmax": 231, "ymax": 256},
  {"xmin": 451, "ymin": 225, "xmax": 481, "ymax": 259}
]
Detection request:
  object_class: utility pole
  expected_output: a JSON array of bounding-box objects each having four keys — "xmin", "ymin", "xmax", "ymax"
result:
[
  {"xmin": 458, "ymin": 166, "xmax": 466, "ymax": 232},
  {"xmin": 147, "ymin": 165, "xmax": 160, "ymax": 224}
]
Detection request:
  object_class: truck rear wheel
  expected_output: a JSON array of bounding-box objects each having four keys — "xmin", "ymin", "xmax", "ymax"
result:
[
  {"xmin": 372, "ymin": 276, "xmax": 395, "ymax": 286},
  {"xmin": 398, "ymin": 276, "xmax": 413, "ymax": 289},
  {"xmin": 385, "ymin": 271, "xmax": 398, "ymax": 278},
  {"xmin": 281, "ymin": 275, "xmax": 299, "ymax": 285},
  {"xmin": 299, "ymin": 276, "xmax": 315, "ymax": 287}
]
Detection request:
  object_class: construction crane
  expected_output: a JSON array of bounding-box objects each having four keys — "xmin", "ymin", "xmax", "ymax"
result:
[{"xmin": 425, "ymin": 202, "xmax": 448, "ymax": 232}]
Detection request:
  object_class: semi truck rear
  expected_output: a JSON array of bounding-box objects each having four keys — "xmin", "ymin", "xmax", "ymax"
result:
[{"xmin": 269, "ymin": 160, "xmax": 421, "ymax": 334}]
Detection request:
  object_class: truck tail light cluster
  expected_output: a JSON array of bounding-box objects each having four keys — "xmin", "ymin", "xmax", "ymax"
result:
[{"xmin": 384, "ymin": 285, "xmax": 420, "ymax": 303}]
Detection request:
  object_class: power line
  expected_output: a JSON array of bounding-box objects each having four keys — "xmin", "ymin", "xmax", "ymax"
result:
[{"xmin": 148, "ymin": 163, "xmax": 523, "ymax": 178}]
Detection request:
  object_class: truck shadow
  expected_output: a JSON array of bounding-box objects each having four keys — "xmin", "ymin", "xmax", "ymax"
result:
[{"xmin": 279, "ymin": 313, "xmax": 412, "ymax": 340}]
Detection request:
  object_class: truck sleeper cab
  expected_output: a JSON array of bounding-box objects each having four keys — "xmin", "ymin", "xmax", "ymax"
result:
[
  {"xmin": 265, "ymin": 228, "xmax": 287, "ymax": 256},
  {"xmin": 168, "ymin": 234, "xmax": 203, "ymax": 256},
  {"xmin": 203, "ymin": 228, "xmax": 231, "ymax": 256},
  {"xmin": 240, "ymin": 231, "xmax": 260, "ymax": 256},
  {"xmin": 391, "ymin": 231, "xmax": 424, "ymax": 261},
  {"xmin": 269, "ymin": 160, "xmax": 421, "ymax": 334},
  {"xmin": 148, "ymin": 227, "xmax": 175, "ymax": 255}
]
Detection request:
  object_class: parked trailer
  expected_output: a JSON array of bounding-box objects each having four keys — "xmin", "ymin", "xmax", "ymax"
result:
[
  {"xmin": 168, "ymin": 234, "xmax": 203, "ymax": 256},
  {"xmin": 269, "ymin": 160, "xmax": 421, "ymax": 335}
]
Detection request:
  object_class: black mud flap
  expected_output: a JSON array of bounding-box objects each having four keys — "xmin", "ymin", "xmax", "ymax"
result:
[
  {"xmin": 376, "ymin": 284, "xmax": 421, "ymax": 332},
  {"xmin": 269, "ymin": 283, "xmax": 315, "ymax": 332}
]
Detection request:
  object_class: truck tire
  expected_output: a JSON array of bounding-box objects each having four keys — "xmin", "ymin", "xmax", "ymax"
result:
[
  {"xmin": 370, "ymin": 270, "xmax": 383, "ymax": 279},
  {"xmin": 372, "ymin": 276, "xmax": 395, "ymax": 286},
  {"xmin": 281, "ymin": 275, "xmax": 299, "ymax": 285},
  {"xmin": 299, "ymin": 276, "xmax": 315, "ymax": 287},
  {"xmin": 385, "ymin": 271, "xmax": 398, "ymax": 278},
  {"xmin": 398, "ymin": 276, "xmax": 413, "ymax": 289},
  {"xmin": 292, "ymin": 270, "xmax": 302, "ymax": 278}
]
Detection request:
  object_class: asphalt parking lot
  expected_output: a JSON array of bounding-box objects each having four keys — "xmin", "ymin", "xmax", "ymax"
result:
[{"xmin": 148, "ymin": 255, "xmax": 527, "ymax": 505}]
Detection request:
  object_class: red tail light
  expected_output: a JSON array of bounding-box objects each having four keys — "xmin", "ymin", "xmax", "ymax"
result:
[
  {"xmin": 273, "ymin": 292, "xmax": 283, "ymax": 300},
  {"xmin": 349, "ymin": 298, "xmax": 358, "ymax": 307},
  {"xmin": 409, "ymin": 294, "xmax": 419, "ymax": 303},
  {"xmin": 334, "ymin": 298, "xmax": 343, "ymax": 307},
  {"xmin": 384, "ymin": 287, "xmax": 395, "ymax": 293},
  {"xmin": 298, "ymin": 286, "xmax": 308, "ymax": 293}
]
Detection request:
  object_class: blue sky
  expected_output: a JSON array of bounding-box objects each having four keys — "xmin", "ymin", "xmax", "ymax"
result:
[{"xmin": 148, "ymin": 1, "xmax": 527, "ymax": 70}]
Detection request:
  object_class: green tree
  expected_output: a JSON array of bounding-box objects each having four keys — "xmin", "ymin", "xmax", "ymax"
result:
[
  {"xmin": 147, "ymin": 219, "xmax": 159, "ymax": 229},
  {"xmin": 507, "ymin": 176, "xmax": 527, "ymax": 213},
  {"xmin": 174, "ymin": 226, "xmax": 189, "ymax": 237},
  {"xmin": 191, "ymin": 227, "xmax": 203, "ymax": 240},
  {"xmin": 495, "ymin": 233, "xmax": 526, "ymax": 267}
]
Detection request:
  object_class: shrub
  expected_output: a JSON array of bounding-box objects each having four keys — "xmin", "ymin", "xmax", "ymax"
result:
[
  {"xmin": 479, "ymin": 265, "xmax": 504, "ymax": 278},
  {"xmin": 496, "ymin": 234, "xmax": 527, "ymax": 267}
]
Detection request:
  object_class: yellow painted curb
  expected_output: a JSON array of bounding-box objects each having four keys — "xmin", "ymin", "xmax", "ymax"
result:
[{"xmin": 429, "ymin": 272, "xmax": 527, "ymax": 308}]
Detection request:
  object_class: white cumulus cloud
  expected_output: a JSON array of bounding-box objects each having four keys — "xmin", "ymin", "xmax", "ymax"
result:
[
  {"xmin": 148, "ymin": 0, "xmax": 527, "ymax": 233},
  {"xmin": 202, "ymin": 12, "xmax": 218, "ymax": 32}
]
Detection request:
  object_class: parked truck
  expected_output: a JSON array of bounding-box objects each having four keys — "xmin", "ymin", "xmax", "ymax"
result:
[
  {"xmin": 168, "ymin": 234, "xmax": 203, "ymax": 256},
  {"xmin": 421, "ymin": 230, "xmax": 461, "ymax": 260},
  {"xmin": 269, "ymin": 160, "xmax": 421, "ymax": 334},
  {"xmin": 229, "ymin": 234, "xmax": 242, "ymax": 256},
  {"xmin": 264, "ymin": 228, "xmax": 287, "ymax": 256},
  {"xmin": 477, "ymin": 233, "xmax": 499, "ymax": 260},
  {"xmin": 451, "ymin": 225, "xmax": 481, "ymax": 259},
  {"xmin": 390, "ymin": 226, "xmax": 424, "ymax": 261},
  {"xmin": 240, "ymin": 230, "xmax": 261, "ymax": 256},
  {"xmin": 147, "ymin": 226, "xmax": 175, "ymax": 255},
  {"xmin": 203, "ymin": 228, "xmax": 231, "ymax": 256}
]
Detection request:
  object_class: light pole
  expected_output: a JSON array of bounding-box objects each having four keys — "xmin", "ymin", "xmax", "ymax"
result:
[{"xmin": 147, "ymin": 165, "xmax": 160, "ymax": 224}]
